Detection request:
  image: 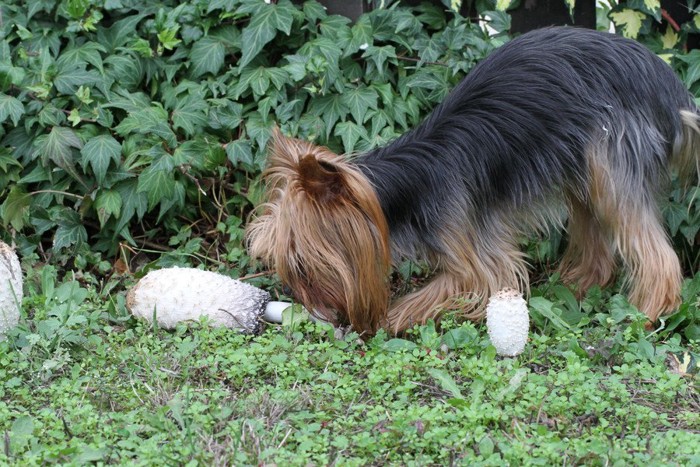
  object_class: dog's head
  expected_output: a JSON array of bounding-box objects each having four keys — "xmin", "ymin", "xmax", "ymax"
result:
[{"xmin": 246, "ymin": 129, "xmax": 391, "ymax": 335}]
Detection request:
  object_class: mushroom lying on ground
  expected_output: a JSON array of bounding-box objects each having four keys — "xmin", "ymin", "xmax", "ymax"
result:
[
  {"xmin": 0, "ymin": 241, "xmax": 23, "ymax": 339},
  {"xmin": 485, "ymin": 288, "xmax": 530, "ymax": 357},
  {"xmin": 126, "ymin": 267, "xmax": 289, "ymax": 333}
]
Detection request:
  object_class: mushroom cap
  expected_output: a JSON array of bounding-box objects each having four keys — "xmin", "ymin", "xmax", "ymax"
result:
[
  {"xmin": 486, "ymin": 288, "xmax": 529, "ymax": 357},
  {"xmin": 0, "ymin": 242, "xmax": 22, "ymax": 338},
  {"xmin": 126, "ymin": 267, "xmax": 271, "ymax": 333}
]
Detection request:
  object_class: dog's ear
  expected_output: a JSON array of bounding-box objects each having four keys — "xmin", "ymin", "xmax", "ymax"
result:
[
  {"xmin": 297, "ymin": 154, "xmax": 346, "ymax": 202},
  {"xmin": 266, "ymin": 128, "xmax": 347, "ymax": 201}
]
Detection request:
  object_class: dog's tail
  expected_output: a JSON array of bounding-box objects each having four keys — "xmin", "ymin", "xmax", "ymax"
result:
[{"xmin": 674, "ymin": 109, "xmax": 700, "ymax": 182}]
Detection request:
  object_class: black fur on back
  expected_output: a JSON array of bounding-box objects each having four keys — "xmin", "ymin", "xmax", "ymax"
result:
[{"xmin": 356, "ymin": 27, "xmax": 696, "ymax": 260}]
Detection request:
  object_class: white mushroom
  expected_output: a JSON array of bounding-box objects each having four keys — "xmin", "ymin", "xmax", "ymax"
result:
[
  {"xmin": 486, "ymin": 288, "xmax": 529, "ymax": 357},
  {"xmin": 126, "ymin": 267, "xmax": 280, "ymax": 333},
  {"xmin": 0, "ymin": 241, "xmax": 22, "ymax": 339}
]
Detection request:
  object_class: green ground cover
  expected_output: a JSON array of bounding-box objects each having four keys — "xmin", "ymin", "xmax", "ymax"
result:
[{"xmin": 1, "ymin": 271, "xmax": 698, "ymax": 465}]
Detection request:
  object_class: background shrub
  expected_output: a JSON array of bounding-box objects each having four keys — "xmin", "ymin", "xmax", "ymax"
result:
[{"xmin": 1, "ymin": 0, "xmax": 699, "ymax": 279}]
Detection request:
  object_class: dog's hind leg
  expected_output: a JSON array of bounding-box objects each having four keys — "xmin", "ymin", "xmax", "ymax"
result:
[
  {"xmin": 587, "ymin": 136, "xmax": 683, "ymax": 322},
  {"xmin": 558, "ymin": 197, "xmax": 617, "ymax": 297}
]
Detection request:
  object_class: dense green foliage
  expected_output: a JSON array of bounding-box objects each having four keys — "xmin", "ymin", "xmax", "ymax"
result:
[{"xmin": 0, "ymin": 0, "xmax": 511, "ymax": 275}]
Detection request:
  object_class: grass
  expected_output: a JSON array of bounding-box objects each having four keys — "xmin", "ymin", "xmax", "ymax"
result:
[{"xmin": 0, "ymin": 267, "xmax": 699, "ymax": 465}]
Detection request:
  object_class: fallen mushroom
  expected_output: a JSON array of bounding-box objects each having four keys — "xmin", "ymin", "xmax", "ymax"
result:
[{"xmin": 126, "ymin": 267, "xmax": 290, "ymax": 333}]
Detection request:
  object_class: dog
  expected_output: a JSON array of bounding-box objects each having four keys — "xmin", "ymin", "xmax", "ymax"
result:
[{"xmin": 246, "ymin": 27, "xmax": 700, "ymax": 335}]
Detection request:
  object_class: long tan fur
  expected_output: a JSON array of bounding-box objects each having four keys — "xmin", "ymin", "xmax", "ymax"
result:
[
  {"xmin": 558, "ymin": 110, "xmax": 700, "ymax": 321},
  {"xmin": 246, "ymin": 130, "xmax": 391, "ymax": 335}
]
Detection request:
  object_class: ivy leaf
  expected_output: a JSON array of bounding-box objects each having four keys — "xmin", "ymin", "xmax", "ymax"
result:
[
  {"xmin": 341, "ymin": 86, "xmax": 378, "ymax": 125},
  {"xmin": 414, "ymin": 35, "xmax": 445, "ymax": 64},
  {"xmin": 0, "ymin": 93, "xmax": 25, "ymax": 126},
  {"xmin": 299, "ymin": 37, "xmax": 343, "ymax": 65},
  {"xmin": 334, "ymin": 121, "xmax": 368, "ymax": 153},
  {"xmin": 94, "ymin": 189, "xmax": 122, "ymax": 227},
  {"xmin": 35, "ymin": 127, "xmax": 84, "ymax": 181},
  {"xmin": 245, "ymin": 113, "xmax": 274, "ymax": 160},
  {"xmin": 362, "ymin": 45, "xmax": 397, "ymax": 77},
  {"xmin": 53, "ymin": 209, "xmax": 88, "ymax": 251},
  {"xmin": 157, "ymin": 27, "xmax": 181, "ymax": 51},
  {"xmin": 239, "ymin": 1, "xmax": 295, "ymax": 68},
  {"xmin": 171, "ymin": 95, "xmax": 209, "ymax": 136},
  {"xmin": 609, "ymin": 9, "xmax": 646, "ymax": 38},
  {"xmin": 189, "ymin": 36, "xmax": 226, "ymax": 78},
  {"xmin": 480, "ymin": 10, "xmax": 510, "ymax": 34},
  {"xmin": 232, "ymin": 66, "xmax": 288, "ymax": 99},
  {"xmin": 225, "ymin": 140, "xmax": 254, "ymax": 168},
  {"xmin": 346, "ymin": 15, "xmax": 373, "ymax": 55},
  {"xmin": 137, "ymin": 153, "xmax": 176, "ymax": 209},
  {"xmin": 664, "ymin": 201, "xmax": 687, "ymax": 236},
  {"xmin": 56, "ymin": 42, "xmax": 106, "ymax": 73},
  {"xmin": 203, "ymin": 142, "xmax": 227, "ymax": 170},
  {"xmin": 303, "ymin": 1, "xmax": 327, "ymax": 22},
  {"xmin": 114, "ymin": 179, "xmax": 147, "ymax": 237},
  {"xmin": 275, "ymin": 98, "xmax": 302, "ymax": 124},
  {"xmin": 174, "ymin": 138, "xmax": 225, "ymax": 170},
  {"xmin": 207, "ymin": 0, "xmax": 237, "ymax": 13},
  {"xmin": 250, "ymin": 68, "xmax": 272, "ymax": 97},
  {"xmin": 96, "ymin": 14, "xmax": 146, "ymax": 51},
  {"xmin": 1, "ymin": 186, "xmax": 31, "ymax": 230},
  {"xmin": 66, "ymin": 0, "xmax": 89, "ymax": 19},
  {"xmin": 416, "ymin": 3, "xmax": 447, "ymax": 30},
  {"xmin": 496, "ymin": 0, "xmax": 516, "ymax": 11},
  {"xmin": 282, "ymin": 304, "xmax": 311, "ymax": 327},
  {"xmin": 157, "ymin": 181, "xmax": 186, "ymax": 221},
  {"xmin": 53, "ymin": 67, "xmax": 101, "ymax": 95},
  {"xmin": 104, "ymin": 89, "xmax": 151, "ymax": 113},
  {"xmin": 309, "ymin": 94, "xmax": 347, "ymax": 139},
  {"xmin": 405, "ymin": 70, "xmax": 450, "ymax": 103},
  {"xmin": 234, "ymin": 67, "xmax": 268, "ymax": 98},
  {"xmin": 0, "ymin": 147, "xmax": 22, "ymax": 173},
  {"xmin": 0, "ymin": 63, "xmax": 26, "ymax": 92},
  {"xmin": 319, "ymin": 14, "xmax": 351, "ymax": 37},
  {"xmin": 265, "ymin": 67, "xmax": 289, "ymax": 91},
  {"xmin": 661, "ymin": 26, "xmax": 678, "ymax": 49},
  {"xmin": 681, "ymin": 222, "xmax": 700, "ymax": 245},
  {"xmin": 676, "ymin": 50, "xmax": 700, "ymax": 88},
  {"xmin": 81, "ymin": 135, "xmax": 122, "ymax": 185},
  {"xmin": 283, "ymin": 54, "xmax": 309, "ymax": 82},
  {"xmin": 394, "ymin": 10, "xmax": 422, "ymax": 35},
  {"xmin": 625, "ymin": 0, "xmax": 661, "ymax": 21},
  {"xmin": 208, "ymin": 99, "xmax": 243, "ymax": 130},
  {"xmin": 129, "ymin": 38, "xmax": 153, "ymax": 58},
  {"xmin": 115, "ymin": 105, "xmax": 177, "ymax": 148}
]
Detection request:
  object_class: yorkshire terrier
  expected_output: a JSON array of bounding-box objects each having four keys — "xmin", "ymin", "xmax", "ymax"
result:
[{"xmin": 247, "ymin": 27, "xmax": 700, "ymax": 335}]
